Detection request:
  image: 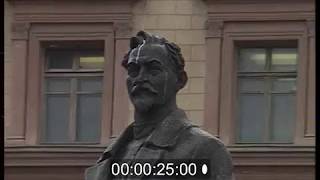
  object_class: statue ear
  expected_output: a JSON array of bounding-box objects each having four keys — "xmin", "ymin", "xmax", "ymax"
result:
[{"xmin": 176, "ymin": 71, "xmax": 188, "ymax": 91}]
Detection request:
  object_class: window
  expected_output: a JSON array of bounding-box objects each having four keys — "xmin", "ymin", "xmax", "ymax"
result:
[
  {"xmin": 236, "ymin": 46, "xmax": 297, "ymax": 143},
  {"xmin": 42, "ymin": 41, "xmax": 105, "ymax": 144}
]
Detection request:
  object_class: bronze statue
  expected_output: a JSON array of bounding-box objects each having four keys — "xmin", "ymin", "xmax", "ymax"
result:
[{"xmin": 85, "ymin": 31, "xmax": 234, "ymax": 180}]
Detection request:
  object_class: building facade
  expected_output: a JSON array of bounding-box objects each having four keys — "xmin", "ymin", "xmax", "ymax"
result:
[{"xmin": 4, "ymin": 0, "xmax": 315, "ymax": 180}]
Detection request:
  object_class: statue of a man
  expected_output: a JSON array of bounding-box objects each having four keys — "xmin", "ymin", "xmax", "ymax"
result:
[{"xmin": 85, "ymin": 31, "xmax": 234, "ymax": 180}]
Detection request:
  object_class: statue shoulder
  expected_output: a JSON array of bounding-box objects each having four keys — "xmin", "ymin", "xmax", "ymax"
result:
[
  {"xmin": 186, "ymin": 127, "xmax": 234, "ymax": 179},
  {"xmin": 187, "ymin": 126, "xmax": 226, "ymax": 151}
]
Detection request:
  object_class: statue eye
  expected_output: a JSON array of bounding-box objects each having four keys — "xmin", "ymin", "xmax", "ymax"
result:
[
  {"xmin": 149, "ymin": 66, "xmax": 162, "ymax": 76},
  {"xmin": 149, "ymin": 69, "xmax": 161, "ymax": 76},
  {"xmin": 128, "ymin": 64, "xmax": 140, "ymax": 77},
  {"xmin": 147, "ymin": 61, "xmax": 162, "ymax": 76}
]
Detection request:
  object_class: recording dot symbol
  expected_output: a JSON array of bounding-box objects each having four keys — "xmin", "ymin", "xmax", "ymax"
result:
[{"xmin": 202, "ymin": 164, "xmax": 208, "ymax": 174}]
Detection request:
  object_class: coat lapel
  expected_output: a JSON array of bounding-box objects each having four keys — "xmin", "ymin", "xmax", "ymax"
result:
[
  {"xmin": 85, "ymin": 124, "xmax": 134, "ymax": 180},
  {"xmin": 97, "ymin": 124, "xmax": 134, "ymax": 163}
]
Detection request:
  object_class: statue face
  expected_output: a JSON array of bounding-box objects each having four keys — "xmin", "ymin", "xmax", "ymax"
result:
[{"xmin": 126, "ymin": 43, "xmax": 178, "ymax": 112}]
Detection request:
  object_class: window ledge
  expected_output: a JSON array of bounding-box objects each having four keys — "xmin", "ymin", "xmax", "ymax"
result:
[
  {"xmin": 5, "ymin": 144, "xmax": 108, "ymax": 153},
  {"xmin": 4, "ymin": 145, "xmax": 315, "ymax": 167},
  {"xmin": 227, "ymin": 145, "xmax": 315, "ymax": 153},
  {"xmin": 228, "ymin": 146, "xmax": 315, "ymax": 166}
]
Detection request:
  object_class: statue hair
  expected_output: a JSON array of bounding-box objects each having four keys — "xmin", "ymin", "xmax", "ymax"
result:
[{"xmin": 121, "ymin": 31, "xmax": 187, "ymax": 80}]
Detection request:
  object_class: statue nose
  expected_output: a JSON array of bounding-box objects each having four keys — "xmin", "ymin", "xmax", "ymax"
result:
[{"xmin": 135, "ymin": 68, "xmax": 149, "ymax": 83}]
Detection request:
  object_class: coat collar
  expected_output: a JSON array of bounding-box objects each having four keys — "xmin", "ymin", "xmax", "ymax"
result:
[
  {"xmin": 98, "ymin": 108, "xmax": 195, "ymax": 162},
  {"xmin": 144, "ymin": 108, "xmax": 194, "ymax": 147}
]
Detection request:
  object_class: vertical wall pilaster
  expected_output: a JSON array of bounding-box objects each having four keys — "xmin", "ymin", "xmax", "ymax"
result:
[
  {"xmin": 112, "ymin": 22, "xmax": 132, "ymax": 137},
  {"xmin": 203, "ymin": 20, "xmax": 223, "ymax": 136},
  {"xmin": 6, "ymin": 22, "xmax": 30, "ymax": 145},
  {"xmin": 305, "ymin": 20, "xmax": 315, "ymax": 137}
]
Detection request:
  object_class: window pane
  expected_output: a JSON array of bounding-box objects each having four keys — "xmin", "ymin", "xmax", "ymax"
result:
[
  {"xmin": 46, "ymin": 78, "xmax": 70, "ymax": 92},
  {"xmin": 272, "ymin": 78, "xmax": 296, "ymax": 92},
  {"xmin": 78, "ymin": 77, "xmax": 103, "ymax": 92},
  {"xmin": 76, "ymin": 94, "xmax": 101, "ymax": 142},
  {"xmin": 239, "ymin": 48, "xmax": 266, "ymax": 72},
  {"xmin": 238, "ymin": 94, "xmax": 266, "ymax": 143},
  {"xmin": 47, "ymin": 50, "xmax": 73, "ymax": 69},
  {"xmin": 271, "ymin": 48, "xmax": 297, "ymax": 71},
  {"xmin": 45, "ymin": 95, "xmax": 70, "ymax": 143},
  {"xmin": 79, "ymin": 56, "xmax": 104, "ymax": 69},
  {"xmin": 239, "ymin": 78, "xmax": 265, "ymax": 93},
  {"xmin": 271, "ymin": 94, "xmax": 295, "ymax": 142}
]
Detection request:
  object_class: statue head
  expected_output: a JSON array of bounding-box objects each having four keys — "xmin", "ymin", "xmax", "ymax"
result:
[{"xmin": 122, "ymin": 31, "xmax": 188, "ymax": 113}]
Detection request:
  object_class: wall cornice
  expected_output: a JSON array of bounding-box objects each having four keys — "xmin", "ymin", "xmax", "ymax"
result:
[
  {"xmin": 206, "ymin": 0, "xmax": 315, "ymax": 22},
  {"xmin": 206, "ymin": 20, "xmax": 223, "ymax": 38},
  {"xmin": 8, "ymin": 0, "xmax": 134, "ymax": 24},
  {"xmin": 11, "ymin": 22, "xmax": 30, "ymax": 40}
]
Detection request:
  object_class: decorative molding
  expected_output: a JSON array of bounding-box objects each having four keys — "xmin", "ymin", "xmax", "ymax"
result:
[
  {"xmin": 206, "ymin": 0, "xmax": 315, "ymax": 22},
  {"xmin": 10, "ymin": 0, "xmax": 133, "ymax": 23},
  {"xmin": 306, "ymin": 20, "xmax": 315, "ymax": 37},
  {"xmin": 206, "ymin": 20, "xmax": 224, "ymax": 38},
  {"xmin": 4, "ymin": 147, "xmax": 315, "ymax": 167},
  {"xmin": 9, "ymin": 0, "xmax": 133, "ymax": 39},
  {"xmin": 14, "ymin": 13, "xmax": 132, "ymax": 23},
  {"xmin": 4, "ymin": 146, "xmax": 105, "ymax": 167},
  {"xmin": 114, "ymin": 21, "xmax": 132, "ymax": 39},
  {"xmin": 11, "ymin": 22, "xmax": 30, "ymax": 40},
  {"xmin": 207, "ymin": 12, "xmax": 315, "ymax": 22}
]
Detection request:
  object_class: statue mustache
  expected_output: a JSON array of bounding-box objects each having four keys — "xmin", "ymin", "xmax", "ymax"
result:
[{"xmin": 131, "ymin": 83, "xmax": 158, "ymax": 95}]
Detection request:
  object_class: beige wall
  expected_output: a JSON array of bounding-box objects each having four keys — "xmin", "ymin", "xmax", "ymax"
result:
[
  {"xmin": 130, "ymin": 0, "xmax": 207, "ymax": 126},
  {"xmin": 4, "ymin": 0, "xmax": 208, "ymax": 129}
]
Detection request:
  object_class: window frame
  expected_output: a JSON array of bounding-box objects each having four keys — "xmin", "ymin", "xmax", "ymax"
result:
[
  {"xmin": 42, "ymin": 44, "xmax": 105, "ymax": 144},
  {"xmin": 25, "ymin": 23, "xmax": 115, "ymax": 146},
  {"xmin": 235, "ymin": 46, "xmax": 298, "ymax": 144},
  {"xmin": 204, "ymin": 20, "xmax": 314, "ymax": 147}
]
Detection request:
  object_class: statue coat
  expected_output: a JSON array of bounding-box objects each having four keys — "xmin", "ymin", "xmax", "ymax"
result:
[{"xmin": 85, "ymin": 109, "xmax": 234, "ymax": 180}]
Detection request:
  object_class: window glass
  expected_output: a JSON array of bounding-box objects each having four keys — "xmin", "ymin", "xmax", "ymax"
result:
[
  {"xmin": 239, "ymin": 78, "xmax": 265, "ymax": 93},
  {"xmin": 270, "ymin": 94, "xmax": 295, "ymax": 142},
  {"xmin": 238, "ymin": 95, "xmax": 266, "ymax": 143},
  {"xmin": 79, "ymin": 56, "xmax": 104, "ymax": 69},
  {"xmin": 46, "ymin": 78, "xmax": 70, "ymax": 92},
  {"xmin": 238, "ymin": 48, "xmax": 266, "ymax": 72},
  {"xmin": 271, "ymin": 48, "xmax": 297, "ymax": 71},
  {"xmin": 47, "ymin": 50, "xmax": 73, "ymax": 69},
  {"xmin": 78, "ymin": 77, "xmax": 103, "ymax": 92},
  {"xmin": 45, "ymin": 95, "xmax": 70, "ymax": 143},
  {"xmin": 76, "ymin": 94, "xmax": 101, "ymax": 142},
  {"xmin": 272, "ymin": 78, "xmax": 296, "ymax": 92}
]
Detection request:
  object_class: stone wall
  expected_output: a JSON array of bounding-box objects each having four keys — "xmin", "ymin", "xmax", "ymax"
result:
[{"xmin": 130, "ymin": 0, "xmax": 207, "ymax": 126}]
